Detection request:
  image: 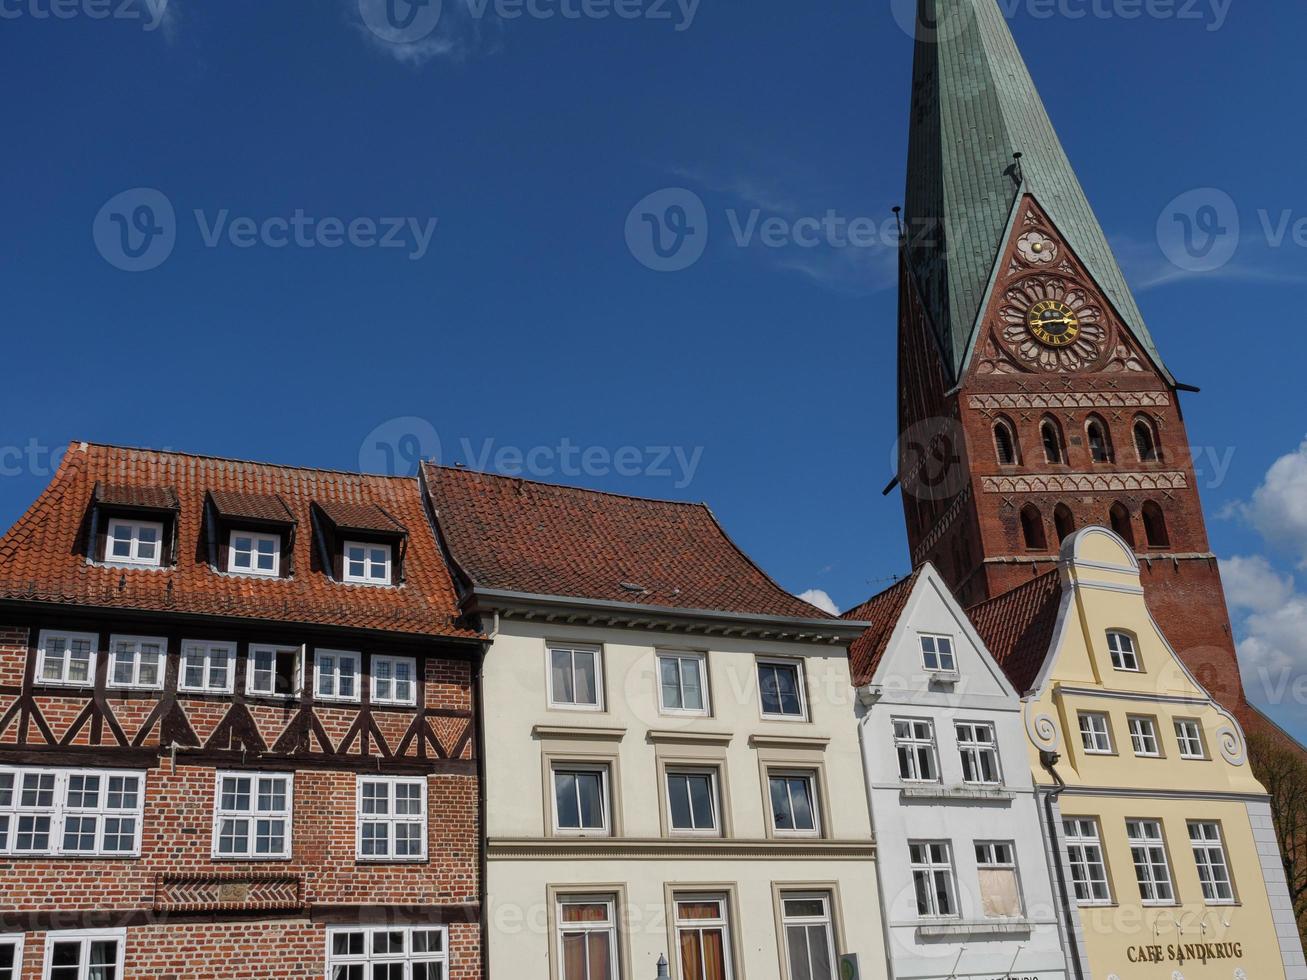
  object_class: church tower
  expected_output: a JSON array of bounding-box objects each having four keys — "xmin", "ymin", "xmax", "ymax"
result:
[{"xmin": 895, "ymin": 0, "xmax": 1247, "ymax": 714}]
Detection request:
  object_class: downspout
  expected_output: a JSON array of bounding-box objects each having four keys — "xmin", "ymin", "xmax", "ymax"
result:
[
  {"xmin": 474, "ymin": 642, "xmax": 490, "ymax": 980},
  {"xmin": 856, "ymin": 686, "xmax": 897, "ymax": 980},
  {"xmin": 1039, "ymin": 750, "xmax": 1084, "ymax": 980}
]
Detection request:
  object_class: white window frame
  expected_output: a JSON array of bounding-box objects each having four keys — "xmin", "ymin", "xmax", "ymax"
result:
[
  {"xmin": 41, "ymin": 929, "xmax": 126, "ymax": 980},
  {"xmin": 1128, "ymin": 716, "xmax": 1162, "ymax": 758},
  {"xmin": 105, "ymin": 634, "xmax": 166, "ymax": 691},
  {"xmin": 104, "ymin": 517, "xmax": 164, "ymax": 567},
  {"xmin": 547, "ymin": 644, "xmax": 605, "ymax": 712},
  {"xmin": 246, "ymin": 644, "xmax": 302, "ymax": 699},
  {"xmin": 556, "ymin": 895, "xmax": 619, "ymax": 980},
  {"xmin": 768, "ymin": 769, "xmax": 821, "ymax": 837},
  {"xmin": 919, "ymin": 633, "xmax": 957, "ymax": 673},
  {"xmin": 673, "ymin": 895, "xmax": 735, "ymax": 980},
  {"xmin": 551, "ymin": 763, "xmax": 611, "ymax": 837},
  {"xmin": 0, "ymin": 766, "xmax": 145, "ymax": 858},
  {"xmin": 779, "ymin": 892, "xmax": 837, "ymax": 980},
  {"xmin": 178, "ymin": 640, "xmax": 236, "ymax": 694},
  {"xmin": 1175, "ymin": 718, "xmax": 1207, "ymax": 760},
  {"xmin": 1079, "ymin": 713, "xmax": 1113, "ymax": 755},
  {"xmin": 1127, "ymin": 818, "xmax": 1177, "ymax": 906},
  {"xmin": 226, "ymin": 529, "xmax": 280, "ymax": 577},
  {"xmin": 356, "ymin": 775, "xmax": 428, "ymax": 862},
  {"xmin": 893, "ymin": 718, "xmax": 939, "ymax": 783},
  {"xmin": 1063, "ymin": 817, "xmax": 1113, "ymax": 906},
  {"xmin": 1107, "ymin": 630, "xmax": 1141, "ymax": 672},
  {"xmin": 325, "ymin": 925, "xmax": 448, "ymax": 979},
  {"xmin": 657, "ymin": 650, "xmax": 710, "ymax": 716},
  {"xmin": 665, "ymin": 767, "xmax": 721, "ymax": 836},
  {"xmin": 0, "ymin": 934, "xmax": 22, "ymax": 980},
  {"xmin": 211, "ymin": 771, "xmax": 293, "ymax": 860},
  {"xmin": 757, "ymin": 657, "xmax": 808, "ymax": 721},
  {"xmin": 956, "ymin": 721, "xmax": 1003, "ymax": 785},
  {"xmin": 314, "ymin": 649, "xmax": 362, "ymax": 703},
  {"xmin": 909, "ymin": 840, "xmax": 959, "ymax": 919},
  {"xmin": 1189, "ymin": 821, "xmax": 1236, "ymax": 905},
  {"xmin": 343, "ymin": 540, "xmax": 393, "ymax": 586},
  {"xmin": 371, "ymin": 655, "xmax": 418, "ymax": 706},
  {"xmin": 975, "ymin": 841, "xmax": 1024, "ymax": 918},
  {"xmin": 35, "ymin": 630, "xmax": 97, "ymax": 688}
]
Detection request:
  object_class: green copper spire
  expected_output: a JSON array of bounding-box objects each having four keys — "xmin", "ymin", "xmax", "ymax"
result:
[{"xmin": 904, "ymin": 0, "xmax": 1171, "ymax": 383}]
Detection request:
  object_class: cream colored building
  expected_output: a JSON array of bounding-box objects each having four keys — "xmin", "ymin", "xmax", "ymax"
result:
[
  {"xmin": 971, "ymin": 527, "xmax": 1307, "ymax": 980},
  {"xmin": 424, "ymin": 464, "xmax": 884, "ymax": 980}
]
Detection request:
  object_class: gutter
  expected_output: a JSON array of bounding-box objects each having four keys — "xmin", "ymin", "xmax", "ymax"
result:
[{"xmin": 1039, "ymin": 750, "xmax": 1085, "ymax": 980}]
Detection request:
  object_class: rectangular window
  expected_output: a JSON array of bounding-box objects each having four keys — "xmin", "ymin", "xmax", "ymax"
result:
[
  {"xmin": 105, "ymin": 518, "xmax": 163, "ymax": 567},
  {"xmin": 372, "ymin": 655, "xmax": 418, "ymax": 706},
  {"xmin": 919, "ymin": 634, "xmax": 956, "ymax": 672},
  {"xmin": 1175, "ymin": 719, "xmax": 1207, "ymax": 760},
  {"xmin": 909, "ymin": 841, "xmax": 957, "ymax": 918},
  {"xmin": 976, "ymin": 842, "xmax": 1023, "ymax": 918},
  {"xmin": 1063, "ymin": 818, "xmax": 1112, "ymax": 905},
  {"xmin": 1107, "ymin": 630, "xmax": 1140, "ymax": 671},
  {"xmin": 665, "ymin": 769, "xmax": 719, "ymax": 835},
  {"xmin": 757, "ymin": 659, "xmax": 807, "ymax": 720},
  {"xmin": 226, "ymin": 530, "xmax": 279, "ymax": 576},
  {"xmin": 1189, "ymin": 821, "xmax": 1235, "ymax": 904},
  {"xmin": 327, "ymin": 926, "xmax": 447, "ymax": 980},
  {"xmin": 552, "ymin": 765, "xmax": 610, "ymax": 836},
  {"xmin": 1079, "ymin": 713, "xmax": 1113, "ymax": 754},
  {"xmin": 42, "ymin": 930, "xmax": 125, "ymax": 980},
  {"xmin": 780, "ymin": 893, "xmax": 836, "ymax": 980},
  {"xmin": 557, "ymin": 896, "xmax": 618, "ymax": 980},
  {"xmin": 1128, "ymin": 716, "xmax": 1162, "ymax": 758},
  {"xmin": 0, "ymin": 767, "xmax": 144, "ymax": 858},
  {"xmin": 357, "ymin": 776, "xmax": 426, "ymax": 862},
  {"xmin": 343, "ymin": 541, "xmax": 392, "ymax": 585},
  {"xmin": 314, "ymin": 649, "xmax": 361, "ymax": 702},
  {"xmin": 548, "ymin": 645, "xmax": 603, "ymax": 711},
  {"xmin": 768, "ymin": 771, "xmax": 820, "ymax": 836},
  {"xmin": 0, "ymin": 936, "xmax": 21, "ymax": 980},
  {"xmin": 212, "ymin": 772, "xmax": 292, "ymax": 859},
  {"xmin": 893, "ymin": 719, "xmax": 939, "ymax": 783},
  {"xmin": 178, "ymin": 640, "xmax": 236, "ymax": 694},
  {"xmin": 247, "ymin": 644, "xmax": 301, "ymax": 698},
  {"xmin": 36, "ymin": 631, "xmax": 97, "ymax": 687},
  {"xmin": 956, "ymin": 722, "xmax": 1002, "ymax": 785},
  {"xmin": 658, "ymin": 651, "xmax": 708, "ymax": 715},
  {"xmin": 106, "ymin": 635, "xmax": 165, "ymax": 690},
  {"xmin": 674, "ymin": 896, "xmax": 734, "ymax": 980},
  {"xmin": 1127, "ymin": 819, "xmax": 1176, "ymax": 905}
]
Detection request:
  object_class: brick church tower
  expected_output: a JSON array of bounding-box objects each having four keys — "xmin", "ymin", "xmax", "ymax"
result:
[{"xmin": 894, "ymin": 0, "xmax": 1249, "ymax": 715}]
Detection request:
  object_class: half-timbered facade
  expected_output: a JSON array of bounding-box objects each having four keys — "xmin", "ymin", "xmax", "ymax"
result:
[{"xmin": 0, "ymin": 442, "xmax": 483, "ymax": 979}]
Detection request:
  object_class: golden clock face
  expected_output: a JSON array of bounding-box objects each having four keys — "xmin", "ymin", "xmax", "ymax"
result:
[{"xmin": 1028, "ymin": 299, "xmax": 1081, "ymax": 348}]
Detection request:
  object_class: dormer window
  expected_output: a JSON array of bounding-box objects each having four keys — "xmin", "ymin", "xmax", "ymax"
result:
[
  {"xmin": 106, "ymin": 518, "xmax": 164, "ymax": 567},
  {"xmin": 344, "ymin": 541, "xmax": 393, "ymax": 585},
  {"xmin": 919, "ymin": 634, "xmax": 956, "ymax": 673},
  {"xmin": 228, "ymin": 530, "xmax": 281, "ymax": 577}
]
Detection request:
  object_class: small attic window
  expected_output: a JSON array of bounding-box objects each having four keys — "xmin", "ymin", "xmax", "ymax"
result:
[
  {"xmin": 313, "ymin": 499, "xmax": 407, "ymax": 587},
  {"xmin": 106, "ymin": 518, "xmax": 164, "ymax": 567},
  {"xmin": 90, "ymin": 482, "xmax": 179, "ymax": 568},
  {"xmin": 344, "ymin": 541, "xmax": 393, "ymax": 585},
  {"xmin": 228, "ymin": 530, "xmax": 281, "ymax": 577},
  {"xmin": 207, "ymin": 490, "xmax": 296, "ymax": 580}
]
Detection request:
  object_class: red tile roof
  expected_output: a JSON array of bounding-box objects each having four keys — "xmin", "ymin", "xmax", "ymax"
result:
[
  {"xmin": 967, "ymin": 570, "xmax": 1063, "ymax": 694},
  {"xmin": 423, "ymin": 464, "xmax": 832, "ymax": 621},
  {"xmin": 95, "ymin": 482, "xmax": 179, "ymax": 511},
  {"xmin": 208, "ymin": 490, "xmax": 295, "ymax": 525},
  {"xmin": 0, "ymin": 443, "xmax": 479, "ymax": 640},
  {"xmin": 316, "ymin": 499, "xmax": 406, "ymax": 535},
  {"xmin": 839, "ymin": 571, "xmax": 921, "ymax": 686}
]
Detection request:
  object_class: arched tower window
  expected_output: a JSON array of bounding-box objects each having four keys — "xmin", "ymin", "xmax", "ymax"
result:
[
  {"xmin": 994, "ymin": 418, "xmax": 1020, "ymax": 466},
  {"xmin": 1054, "ymin": 504, "xmax": 1076, "ymax": 542},
  {"xmin": 1021, "ymin": 504, "xmax": 1047, "ymax": 551},
  {"xmin": 1110, "ymin": 502, "xmax": 1135, "ymax": 548},
  {"xmin": 1142, "ymin": 501, "xmax": 1170, "ymax": 549},
  {"xmin": 1134, "ymin": 417, "xmax": 1161, "ymax": 462},
  {"xmin": 1086, "ymin": 416, "xmax": 1114, "ymax": 463},
  {"xmin": 1041, "ymin": 417, "xmax": 1066, "ymax": 465}
]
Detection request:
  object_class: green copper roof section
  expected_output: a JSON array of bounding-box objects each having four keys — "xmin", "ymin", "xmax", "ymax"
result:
[{"xmin": 904, "ymin": 0, "xmax": 1171, "ymax": 384}]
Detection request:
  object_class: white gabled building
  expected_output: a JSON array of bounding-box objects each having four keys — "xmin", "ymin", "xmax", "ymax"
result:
[{"xmin": 842, "ymin": 564, "xmax": 1069, "ymax": 980}]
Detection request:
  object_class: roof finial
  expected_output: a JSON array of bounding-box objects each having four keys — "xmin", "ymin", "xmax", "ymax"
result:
[
  {"xmin": 892, "ymin": 206, "xmax": 903, "ymax": 239},
  {"xmin": 1011, "ymin": 151, "xmax": 1024, "ymax": 184}
]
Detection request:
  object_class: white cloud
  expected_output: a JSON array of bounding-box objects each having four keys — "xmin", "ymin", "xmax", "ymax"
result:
[
  {"xmin": 797, "ymin": 589, "xmax": 840, "ymax": 616},
  {"xmin": 1223, "ymin": 555, "xmax": 1296, "ymax": 614},
  {"xmin": 1236, "ymin": 438, "xmax": 1307, "ymax": 568}
]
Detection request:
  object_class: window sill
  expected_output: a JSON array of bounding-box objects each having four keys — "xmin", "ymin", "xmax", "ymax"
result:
[
  {"xmin": 532, "ymin": 724, "xmax": 626, "ymax": 742},
  {"xmin": 917, "ymin": 919, "xmax": 1034, "ymax": 938},
  {"xmin": 900, "ymin": 784, "xmax": 1016, "ymax": 802},
  {"xmin": 355, "ymin": 857, "xmax": 429, "ymax": 865}
]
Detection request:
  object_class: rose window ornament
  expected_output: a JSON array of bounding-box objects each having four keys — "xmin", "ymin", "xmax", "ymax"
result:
[
  {"xmin": 1017, "ymin": 230, "xmax": 1058, "ymax": 264},
  {"xmin": 999, "ymin": 275, "xmax": 1109, "ymax": 372}
]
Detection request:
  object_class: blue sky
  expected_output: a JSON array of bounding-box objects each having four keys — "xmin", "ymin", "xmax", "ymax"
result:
[{"xmin": 3, "ymin": 0, "xmax": 1307, "ymax": 736}]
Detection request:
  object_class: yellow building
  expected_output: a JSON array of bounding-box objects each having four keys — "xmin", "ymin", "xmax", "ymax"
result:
[{"xmin": 970, "ymin": 527, "xmax": 1306, "ymax": 980}]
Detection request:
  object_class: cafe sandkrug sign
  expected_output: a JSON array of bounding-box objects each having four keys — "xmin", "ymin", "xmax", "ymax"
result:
[{"xmin": 1127, "ymin": 942, "xmax": 1244, "ymax": 967}]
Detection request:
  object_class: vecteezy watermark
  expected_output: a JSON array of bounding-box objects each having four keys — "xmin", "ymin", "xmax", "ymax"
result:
[
  {"xmin": 0, "ymin": 0, "xmax": 172, "ymax": 30},
  {"xmin": 359, "ymin": 417, "xmax": 443, "ymax": 476},
  {"xmin": 624, "ymin": 188, "xmax": 710, "ymax": 273},
  {"xmin": 93, "ymin": 188, "xmax": 439, "ymax": 271},
  {"xmin": 889, "ymin": 0, "xmax": 1232, "ymax": 39},
  {"xmin": 0, "ymin": 440, "xmax": 69, "ymax": 479},
  {"xmin": 1158, "ymin": 188, "xmax": 1307, "ymax": 274}
]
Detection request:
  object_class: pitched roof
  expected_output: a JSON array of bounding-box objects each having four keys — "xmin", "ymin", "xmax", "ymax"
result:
[
  {"xmin": 423, "ymin": 464, "xmax": 832, "ymax": 621},
  {"xmin": 0, "ymin": 443, "xmax": 479, "ymax": 640},
  {"xmin": 966, "ymin": 569, "xmax": 1062, "ymax": 693},
  {"xmin": 316, "ymin": 499, "xmax": 406, "ymax": 535},
  {"xmin": 904, "ymin": 0, "xmax": 1170, "ymax": 383},
  {"xmin": 208, "ymin": 490, "xmax": 295, "ymax": 525},
  {"xmin": 840, "ymin": 570, "xmax": 922, "ymax": 686}
]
